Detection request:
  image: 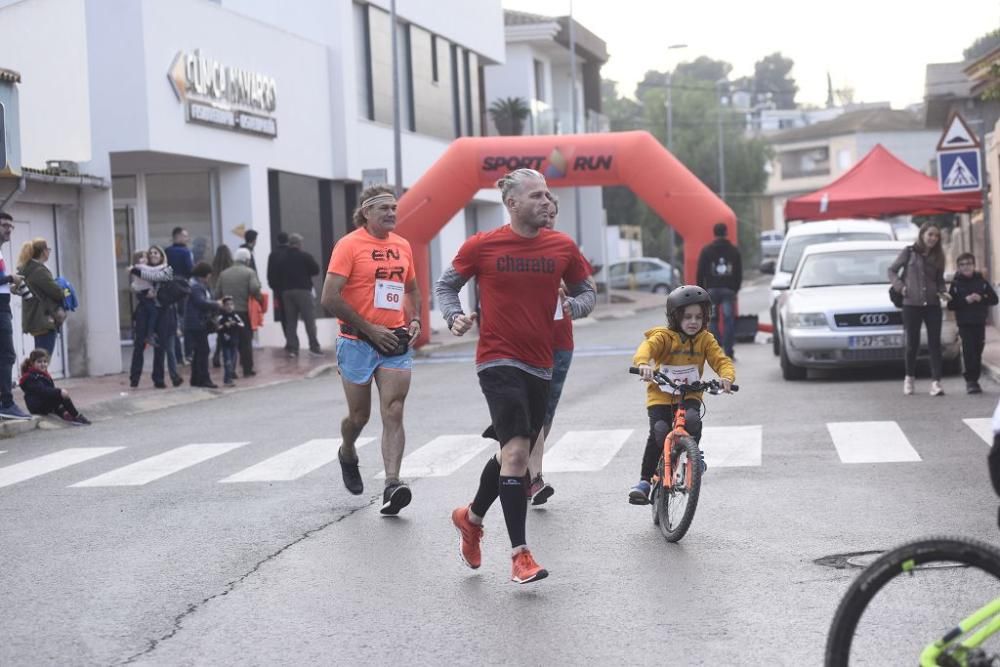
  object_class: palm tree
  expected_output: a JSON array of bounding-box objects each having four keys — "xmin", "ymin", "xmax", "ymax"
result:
[{"xmin": 488, "ymin": 97, "xmax": 530, "ymax": 136}]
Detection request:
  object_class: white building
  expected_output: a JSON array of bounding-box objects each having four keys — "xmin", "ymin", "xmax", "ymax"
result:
[
  {"xmin": 0, "ymin": 0, "xmax": 507, "ymax": 377},
  {"xmin": 482, "ymin": 10, "xmax": 610, "ymax": 271}
]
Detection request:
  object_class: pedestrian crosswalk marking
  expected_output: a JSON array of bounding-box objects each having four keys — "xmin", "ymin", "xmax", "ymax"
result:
[
  {"xmin": 827, "ymin": 421, "xmax": 921, "ymax": 463},
  {"xmin": 71, "ymin": 442, "xmax": 251, "ymax": 487},
  {"xmin": 376, "ymin": 435, "xmax": 493, "ymax": 479},
  {"xmin": 543, "ymin": 429, "xmax": 633, "ymax": 472},
  {"xmin": 701, "ymin": 425, "xmax": 762, "ymax": 467},
  {"xmin": 963, "ymin": 418, "xmax": 993, "ymax": 446},
  {"xmin": 0, "ymin": 447, "xmax": 123, "ymax": 488},
  {"xmin": 220, "ymin": 438, "xmax": 375, "ymax": 483}
]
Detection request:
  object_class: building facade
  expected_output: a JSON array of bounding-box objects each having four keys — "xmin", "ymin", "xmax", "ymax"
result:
[{"xmin": 0, "ymin": 0, "xmax": 507, "ymax": 376}]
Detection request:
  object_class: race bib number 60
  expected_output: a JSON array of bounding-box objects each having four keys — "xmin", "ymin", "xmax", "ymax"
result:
[{"xmin": 374, "ymin": 279, "xmax": 404, "ymax": 310}]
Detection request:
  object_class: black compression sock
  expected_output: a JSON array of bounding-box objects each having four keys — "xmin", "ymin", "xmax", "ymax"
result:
[
  {"xmin": 470, "ymin": 456, "xmax": 501, "ymax": 518},
  {"xmin": 498, "ymin": 475, "xmax": 528, "ymax": 549}
]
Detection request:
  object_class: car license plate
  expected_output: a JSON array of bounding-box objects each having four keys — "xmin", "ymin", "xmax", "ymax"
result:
[{"xmin": 849, "ymin": 334, "xmax": 903, "ymax": 349}]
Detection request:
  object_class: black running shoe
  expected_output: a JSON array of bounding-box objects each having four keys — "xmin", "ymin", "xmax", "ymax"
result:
[
  {"xmin": 338, "ymin": 447, "xmax": 364, "ymax": 495},
  {"xmin": 380, "ymin": 482, "xmax": 412, "ymax": 515}
]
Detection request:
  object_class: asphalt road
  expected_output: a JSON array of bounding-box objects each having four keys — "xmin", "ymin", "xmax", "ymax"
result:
[{"xmin": 2, "ymin": 304, "xmax": 999, "ymax": 665}]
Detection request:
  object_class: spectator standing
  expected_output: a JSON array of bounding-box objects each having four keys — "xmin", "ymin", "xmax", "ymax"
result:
[
  {"xmin": 240, "ymin": 229, "xmax": 259, "ymax": 274},
  {"xmin": 215, "ymin": 248, "xmax": 261, "ymax": 378},
  {"xmin": 216, "ymin": 297, "xmax": 245, "ymax": 387},
  {"xmin": 280, "ymin": 233, "xmax": 323, "ymax": 357},
  {"xmin": 165, "ymin": 227, "xmax": 194, "ymax": 363},
  {"xmin": 696, "ymin": 222, "xmax": 743, "ymax": 358},
  {"xmin": 185, "ymin": 262, "xmax": 222, "ymax": 388},
  {"xmin": 266, "ymin": 231, "xmax": 291, "ymax": 347},
  {"xmin": 16, "ymin": 238, "xmax": 64, "ymax": 356},
  {"xmin": 889, "ymin": 222, "xmax": 949, "ymax": 396},
  {"xmin": 129, "ymin": 245, "xmax": 183, "ymax": 389},
  {"xmin": 19, "ymin": 348, "xmax": 91, "ymax": 425},
  {"xmin": 0, "ymin": 212, "xmax": 30, "ymax": 419},
  {"xmin": 210, "ymin": 244, "xmax": 234, "ymax": 368},
  {"xmin": 947, "ymin": 252, "xmax": 998, "ymax": 394}
]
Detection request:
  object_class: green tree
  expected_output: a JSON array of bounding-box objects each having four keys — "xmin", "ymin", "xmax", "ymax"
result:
[
  {"xmin": 964, "ymin": 28, "xmax": 1000, "ymax": 62},
  {"xmin": 602, "ymin": 57, "xmax": 771, "ymax": 270},
  {"xmin": 752, "ymin": 52, "xmax": 797, "ymax": 109}
]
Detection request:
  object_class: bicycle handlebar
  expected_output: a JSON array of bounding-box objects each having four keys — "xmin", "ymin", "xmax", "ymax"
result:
[{"xmin": 629, "ymin": 366, "xmax": 739, "ymax": 394}]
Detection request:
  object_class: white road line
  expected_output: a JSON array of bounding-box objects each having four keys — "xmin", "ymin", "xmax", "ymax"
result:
[
  {"xmin": 543, "ymin": 429, "xmax": 633, "ymax": 472},
  {"xmin": 0, "ymin": 448, "xmax": 123, "ymax": 488},
  {"xmin": 701, "ymin": 425, "xmax": 763, "ymax": 468},
  {"xmin": 220, "ymin": 437, "xmax": 374, "ymax": 482},
  {"xmin": 963, "ymin": 418, "xmax": 993, "ymax": 446},
  {"xmin": 376, "ymin": 435, "xmax": 494, "ymax": 478},
  {"xmin": 827, "ymin": 422, "xmax": 921, "ymax": 463},
  {"xmin": 71, "ymin": 442, "xmax": 250, "ymax": 487}
]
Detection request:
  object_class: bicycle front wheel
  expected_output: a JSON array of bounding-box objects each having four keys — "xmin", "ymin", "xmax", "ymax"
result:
[
  {"xmin": 654, "ymin": 435, "xmax": 702, "ymax": 543},
  {"xmin": 825, "ymin": 536, "xmax": 1000, "ymax": 667}
]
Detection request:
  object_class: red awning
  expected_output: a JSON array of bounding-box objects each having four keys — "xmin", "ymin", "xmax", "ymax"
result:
[{"xmin": 784, "ymin": 144, "xmax": 982, "ymax": 221}]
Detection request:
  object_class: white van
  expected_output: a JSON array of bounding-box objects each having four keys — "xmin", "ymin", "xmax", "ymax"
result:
[{"xmin": 766, "ymin": 219, "xmax": 896, "ymax": 354}]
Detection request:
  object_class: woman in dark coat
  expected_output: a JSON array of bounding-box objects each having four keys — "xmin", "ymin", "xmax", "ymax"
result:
[{"xmin": 888, "ymin": 222, "xmax": 949, "ymax": 396}]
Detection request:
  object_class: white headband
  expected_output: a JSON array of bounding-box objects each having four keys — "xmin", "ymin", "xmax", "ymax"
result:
[{"xmin": 362, "ymin": 193, "xmax": 396, "ymax": 208}]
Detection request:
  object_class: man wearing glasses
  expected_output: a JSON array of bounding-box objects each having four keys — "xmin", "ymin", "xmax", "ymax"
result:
[{"xmin": 0, "ymin": 212, "xmax": 30, "ymax": 419}]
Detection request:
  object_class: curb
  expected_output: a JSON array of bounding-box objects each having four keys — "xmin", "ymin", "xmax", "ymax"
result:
[
  {"xmin": 306, "ymin": 363, "xmax": 337, "ymax": 379},
  {"xmin": 0, "ymin": 416, "xmax": 40, "ymax": 439}
]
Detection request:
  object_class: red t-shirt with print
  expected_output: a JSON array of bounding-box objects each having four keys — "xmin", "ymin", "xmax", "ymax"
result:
[{"xmin": 452, "ymin": 225, "xmax": 590, "ymax": 368}]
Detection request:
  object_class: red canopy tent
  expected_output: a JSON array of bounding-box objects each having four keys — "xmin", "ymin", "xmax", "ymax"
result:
[{"xmin": 784, "ymin": 144, "xmax": 982, "ymax": 221}]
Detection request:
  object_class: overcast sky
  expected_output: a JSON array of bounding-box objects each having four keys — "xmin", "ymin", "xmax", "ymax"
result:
[{"xmin": 500, "ymin": 0, "xmax": 1000, "ymax": 109}]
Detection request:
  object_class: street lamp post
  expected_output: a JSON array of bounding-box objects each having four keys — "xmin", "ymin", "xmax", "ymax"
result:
[
  {"xmin": 716, "ymin": 79, "xmax": 726, "ymax": 202},
  {"xmin": 390, "ymin": 0, "xmax": 402, "ymax": 197},
  {"xmin": 664, "ymin": 43, "xmax": 687, "ymax": 151}
]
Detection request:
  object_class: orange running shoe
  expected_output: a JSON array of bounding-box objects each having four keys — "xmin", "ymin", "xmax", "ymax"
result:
[
  {"xmin": 451, "ymin": 505, "xmax": 483, "ymax": 569},
  {"xmin": 511, "ymin": 548, "xmax": 548, "ymax": 584}
]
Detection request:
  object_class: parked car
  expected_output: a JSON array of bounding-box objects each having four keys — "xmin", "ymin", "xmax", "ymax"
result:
[
  {"xmin": 760, "ymin": 230, "xmax": 784, "ymax": 258},
  {"xmin": 774, "ymin": 240, "xmax": 960, "ymax": 380},
  {"xmin": 764, "ymin": 218, "xmax": 897, "ymax": 355},
  {"xmin": 606, "ymin": 257, "xmax": 681, "ymax": 294}
]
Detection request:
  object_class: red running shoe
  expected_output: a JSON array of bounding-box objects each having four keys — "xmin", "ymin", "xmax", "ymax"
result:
[
  {"xmin": 451, "ymin": 505, "xmax": 483, "ymax": 569},
  {"xmin": 511, "ymin": 549, "xmax": 548, "ymax": 584}
]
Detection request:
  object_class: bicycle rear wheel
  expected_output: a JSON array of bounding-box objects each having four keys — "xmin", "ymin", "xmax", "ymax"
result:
[
  {"xmin": 825, "ymin": 536, "xmax": 1000, "ymax": 667},
  {"xmin": 653, "ymin": 435, "xmax": 702, "ymax": 543}
]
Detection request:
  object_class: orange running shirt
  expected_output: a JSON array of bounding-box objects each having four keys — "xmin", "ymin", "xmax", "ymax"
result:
[{"xmin": 327, "ymin": 227, "xmax": 415, "ymax": 332}]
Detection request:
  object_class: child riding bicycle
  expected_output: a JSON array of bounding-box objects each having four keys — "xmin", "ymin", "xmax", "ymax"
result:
[{"xmin": 630, "ymin": 285, "xmax": 734, "ymax": 505}]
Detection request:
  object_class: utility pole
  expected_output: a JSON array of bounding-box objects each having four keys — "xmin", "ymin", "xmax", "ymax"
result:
[
  {"xmin": 568, "ymin": 1, "xmax": 583, "ymax": 248},
  {"xmin": 664, "ymin": 43, "xmax": 686, "ymax": 272},
  {"xmin": 390, "ymin": 0, "xmax": 402, "ymax": 197},
  {"xmin": 717, "ymin": 79, "xmax": 726, "ymax": 202}
]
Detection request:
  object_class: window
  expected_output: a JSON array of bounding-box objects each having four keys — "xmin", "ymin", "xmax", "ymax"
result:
[
  {"xmin": 609, "ymin": 263, "xmax": 627, "ymax": 279},
  {"xmin": 779, "ymin": 146, "xmax": 830, "ymax": 179},
  {"xmin": 396, "ymin": 22, "xmax": 415, "ymax": 131},
  {"xmin": 450, "ymin": 43, "xmax": 461, "ymax": 136},
  {"xmin": 780, "ymin": 232, "xmax": 892, "ymax": 273},
  {"xmin": 354, "ymin": 3, "xmax": 374, "ymax": 120},
  {"xmin": 145, "ymin": 172, "xmax": 214, "ymax": 264},
  {"xmin": 431, "ymin": 35, "xmax": 439, "ymax": 83},
  {"xmin": 462, "ymin": 49, "xmax": 472, "ymax": 136},
  {"xmin": 533, "ymin": 59, "xmax": 545, "ymax": 102}
]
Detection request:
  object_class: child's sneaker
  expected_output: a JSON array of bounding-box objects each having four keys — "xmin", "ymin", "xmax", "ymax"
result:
[
  {"xmin": 74, "ymin": 414, "xmax": 92, "ymax": 426},
  {"xmin": 968, "ymin": 382, "xmax": 983, "ymax": 394},
  {"xmin": 628, "ymin": 480, "xmax": 651, "ymax": 505}
]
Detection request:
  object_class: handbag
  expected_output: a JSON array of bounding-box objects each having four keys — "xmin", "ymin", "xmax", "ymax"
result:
[{"xmin": 888, "ymin": 247, "xmax": 911, "ymax": 309}]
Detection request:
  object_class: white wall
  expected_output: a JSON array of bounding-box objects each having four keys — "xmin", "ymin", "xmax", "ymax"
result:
[
  {"xmin": 856, "ymin": 130, "xmax": 940, "ymax": 174},
  {"xmin": 0, "ymin": 0, "xmax": 92, "ymax": 166},
  {"xmin": 483, "ymin": 43, "xmax": 535, "ymax": 108}
]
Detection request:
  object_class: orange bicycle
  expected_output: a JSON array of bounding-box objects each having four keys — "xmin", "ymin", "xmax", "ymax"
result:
[{"xmin": 629, "ymin": 367, "xmax": 738, "ymax": 542}]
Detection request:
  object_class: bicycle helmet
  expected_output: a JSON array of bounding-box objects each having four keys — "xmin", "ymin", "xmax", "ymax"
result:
[{"xmin": 665, "ymin": 285, "xmax": 713, "ymax": 331}]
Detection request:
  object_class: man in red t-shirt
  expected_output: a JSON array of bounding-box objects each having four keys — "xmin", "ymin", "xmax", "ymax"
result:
[
  {"xmin": 436, "ymin": 169, "xmax": 596, "ymax": 584},
  {"xmin": 320, "ymin": 185, "xmax": 422, "ymax": 516}
]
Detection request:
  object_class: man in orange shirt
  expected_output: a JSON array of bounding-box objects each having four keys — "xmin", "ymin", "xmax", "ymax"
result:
[{"xmin": 320, "ymin": 185, "xmax": 422, "ymax": 515}]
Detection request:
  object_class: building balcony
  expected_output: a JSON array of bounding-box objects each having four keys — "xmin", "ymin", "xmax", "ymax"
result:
[{"xmin": 527, "ymin": 108, "xmax": 609, "ymax": 135}]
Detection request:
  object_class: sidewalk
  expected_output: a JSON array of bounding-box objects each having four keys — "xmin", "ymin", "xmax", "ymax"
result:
[
  {"xmin": 1, "ymin": 288, "xmax": 668, "ymax": 438},
  {"xmin": 980, "ymin": 325, "xmax": 1000, "ymax": 386}
]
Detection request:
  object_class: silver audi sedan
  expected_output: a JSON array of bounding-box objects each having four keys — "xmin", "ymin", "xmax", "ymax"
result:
[{"xmin": 775, "ymin": 240, "xmax": 961, "ymax": 380}]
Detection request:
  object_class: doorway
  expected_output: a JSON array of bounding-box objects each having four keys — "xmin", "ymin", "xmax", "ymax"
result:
[{"xmin": 114, "ymin": 206, "xmax": 137, "ymax": 341}]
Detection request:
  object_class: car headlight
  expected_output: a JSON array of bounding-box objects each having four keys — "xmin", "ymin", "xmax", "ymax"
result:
[{"xmin": 787, "ymin": 312, "xmax": 828, "ymax": 328}]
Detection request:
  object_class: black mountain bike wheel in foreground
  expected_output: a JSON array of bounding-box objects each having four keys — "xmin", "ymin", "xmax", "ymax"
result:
[
  {"xmin": 825, "ymin": 536, "xmax": 1000, "ymax": 666},
  {"xmin": 651, "ymin": 435, "xmax": 702, "ymax": 542}
]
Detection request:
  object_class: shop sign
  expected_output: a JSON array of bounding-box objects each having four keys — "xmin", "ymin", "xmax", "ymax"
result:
[{"xmin": 168, "ymin": 49, "xmax": 278, "ymax": 138}]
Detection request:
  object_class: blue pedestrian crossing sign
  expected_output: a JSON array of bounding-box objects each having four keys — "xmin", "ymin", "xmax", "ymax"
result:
[{"xmin": 937, "ymin": 149, "xmax": 982, "ymax": 192}]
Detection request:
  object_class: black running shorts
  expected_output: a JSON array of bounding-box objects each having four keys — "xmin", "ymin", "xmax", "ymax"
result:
[{"xmin": 477, "ymin": 365, "xmax": 550, "ymax": 447}]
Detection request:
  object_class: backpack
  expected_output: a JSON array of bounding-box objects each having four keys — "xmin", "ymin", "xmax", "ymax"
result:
[
  {"xmin": 156, "ymin": 277, "xmax": 191, "ymax": 306},
  {"xmin": 55, "ymin": 277, "xmax": 79, "ymax": 311}
]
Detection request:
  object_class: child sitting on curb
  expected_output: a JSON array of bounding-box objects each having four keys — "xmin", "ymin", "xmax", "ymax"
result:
[{"xmin": 19, "ymin": 349, "xmax": 91, "ymax": 425}]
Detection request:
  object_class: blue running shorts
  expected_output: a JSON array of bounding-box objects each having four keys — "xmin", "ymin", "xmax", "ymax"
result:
[{"xmin": 336, "ymin": 336, "xmax": 413, "ymax": 385}]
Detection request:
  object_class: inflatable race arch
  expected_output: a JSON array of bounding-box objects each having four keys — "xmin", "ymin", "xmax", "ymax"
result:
[{"xmin": 394, "ymin": 130, "xmax": 735, "ymax": 345}]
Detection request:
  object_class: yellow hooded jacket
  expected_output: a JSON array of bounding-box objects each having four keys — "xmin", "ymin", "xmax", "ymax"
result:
[{"xmin": 632, "ymin": 327, "xmax": 736, "ymax": 407}]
